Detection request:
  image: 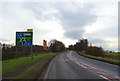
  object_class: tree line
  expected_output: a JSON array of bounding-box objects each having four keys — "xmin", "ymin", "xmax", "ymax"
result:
[
  {"xmin": 68, "ymin": 39, "xmax": 105, "ymax": 56},
  {"xmin": 47, "ymin": 39, "xmax": 105, "ymax": 57},
  {"xmin": 2, "ymin": 44, "xmax": 48, "ymax": 60},
  {"xmin": 1, "ymin": 38, "xmax": 106, "ymax": 60},
  {"xmin": 1, "ymin": 39, "xmax": 66, "ymax": 60},
  {"xmin": 49, "ymin": 39, "xmax": 65, "ymax": 52}
]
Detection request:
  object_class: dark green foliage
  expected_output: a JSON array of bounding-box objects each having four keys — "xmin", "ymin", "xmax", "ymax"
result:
[
  {"xmin": 85, "ymin": 46, "xmax": 105, "ymax": 56},
  {"xmin": 68, "ymin": 39, "xmax": 105, "ymax": 57},
  {"xmin": 49, "ymin": 39, "xmax": 65, "ymax": 52},
  {"xmin": 68, "ymin": 39, "xmax": 88, "ymax": 51},
  {"xmin": 2, "ymin": 44, "xmax": 44, "ymax": 60}
]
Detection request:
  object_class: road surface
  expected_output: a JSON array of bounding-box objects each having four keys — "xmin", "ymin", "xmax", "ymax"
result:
[{"xmin": 44, "ymin": 51, "xmax": 119, "ymax": 80}]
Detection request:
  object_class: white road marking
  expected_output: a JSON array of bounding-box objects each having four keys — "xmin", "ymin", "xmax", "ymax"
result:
[
  {"xmin": 99, "ymin": 75, "xmax": 109, "ymax": 80},
  {"xmin": 67, "ymin": 52, "xmax": 120, "ymax": 80},
  {"xmin": 78, "ymin": 64, "xmax": 87, "ymax": 68},
  {"xmin": 67, "ymin": 54, "xmax": 88, "ymax": 69},
  {"xmin": 65, "ymin": 59, "xmax": 69, "ymax": 61},
  {"xmin": 44, "ymin": 58, "xmax": 55, "ymax": 79},
  {"xmin": 67, "ymin": 54, "xmax": 73, "ymax": 61}
]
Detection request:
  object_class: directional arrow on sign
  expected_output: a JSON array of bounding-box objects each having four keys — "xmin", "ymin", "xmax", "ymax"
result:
[{"xmin": 19, "ymin": 37, "xmax": 26, "ymax": 43}]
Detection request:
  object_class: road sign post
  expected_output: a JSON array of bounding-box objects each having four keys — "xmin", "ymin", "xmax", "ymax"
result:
[
  {"xmin": 16, "ymin": 46, "xmax": 18, "ymax": 58},
  {"xmin": 16, "ymin": 31, "xmax": 33, "ymax": 59}
]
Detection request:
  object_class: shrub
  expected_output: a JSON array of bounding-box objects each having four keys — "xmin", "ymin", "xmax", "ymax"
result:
[{"xmin": 85, "ymin": 46, "xmax": 105, "ymax": 56}]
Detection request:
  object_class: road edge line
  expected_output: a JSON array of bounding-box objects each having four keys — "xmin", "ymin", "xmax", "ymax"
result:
[
  {"xmin": 67, "ymin": 51, "xmax": 120, "ymax": 80},
  {"xmin": 99, "ymin": 75, "xmax": 109, "ymax": 80},
  {"xmin": 43, "ymin": 56, "xmax": 55, "ymax": 80}
]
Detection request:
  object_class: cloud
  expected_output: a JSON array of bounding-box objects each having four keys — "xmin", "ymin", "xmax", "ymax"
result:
[
  {"xmin": 0, "ymin": 1, "xmax": 118, "ymax": 51},
  {"xmin": 84, "ymin": 32, "xmax": 109, "ymax": 48},
  {"xmin": 99, "ymin": 27, "xmax": 118, "ymax": 38},
  {"xmin": 64, "ymin": 29, "xmax": 85, "ymax": 39},
  {"xmin": 22, "ymin": 2, "xmax": 97, "ymax": 40},
  {"xmin": 22, "ymin": 2, "xmax": 58, "ymax": 21},
  {"xmin": 89, "ymin": 38, "xmax": 108, "ymax": 45},
  {"xmin": 88, "ymin": 38, "xmax": 110, "ymax": 51},
  {"xmin": 54, "ymin": 2, "xmax": 97, "ymax": 40}
]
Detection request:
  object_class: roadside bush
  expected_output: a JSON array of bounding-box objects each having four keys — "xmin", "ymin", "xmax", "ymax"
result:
[
  {"xmin": 85, "ymin": 46, "xmax": 105, "ymax": 56},
  {"xmin": 49, "ymin": 39, "xmax": 65, "ymax": 52}
]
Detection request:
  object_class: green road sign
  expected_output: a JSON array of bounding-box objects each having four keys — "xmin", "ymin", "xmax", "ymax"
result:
[{"xmin": 16, "ymin": 31, "xmax": 33, "ymax": 46}]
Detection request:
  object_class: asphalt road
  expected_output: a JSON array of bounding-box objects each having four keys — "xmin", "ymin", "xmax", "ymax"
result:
[{"xmin": 44, "ymin": 51, "xmax": 119, "ymax": 80}]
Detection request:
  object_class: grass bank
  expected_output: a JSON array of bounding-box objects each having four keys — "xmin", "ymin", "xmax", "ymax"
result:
[
  {"xmin": 78, "ymin": 52, "xmax": 120, "ymax": 65},
  {"xmin": 14, "ymin": 54, "xmax": 56, "ymax": 79},
  {"xmin": 104, "ymin": 52, "xmax": 120, "ymax": 59},
  {"xmin": 0, "ymin": 61, "xmax": 2, "ymax": 80},
  {"xmin": 2, "ymin": 53, "xmax": 56, "ymax": 76}
]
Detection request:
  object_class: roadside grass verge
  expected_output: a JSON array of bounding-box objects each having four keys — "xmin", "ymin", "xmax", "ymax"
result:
[
  {"xmin": 2, "ymin": 53, "xmax": 56, "ymax": 76},
  {"xmin": 13, "ymin": 54, "xmax": 56, "ymax": 80},
  {"xmin": 0, "ymin": 61, "xmax": 2, "ymax": 80},
  {"xmin": 77, "ymin": 52, "xmax": 120, "ymax": 65},
  {"xmin": 104, "ymin": 52, "xmax": 120, "ymax": 58}
]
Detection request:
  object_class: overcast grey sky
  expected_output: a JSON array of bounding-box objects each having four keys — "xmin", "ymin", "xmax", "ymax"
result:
[{"xmin": 0, "ymin": 0, "xmax": 119, "ymax": 51}]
